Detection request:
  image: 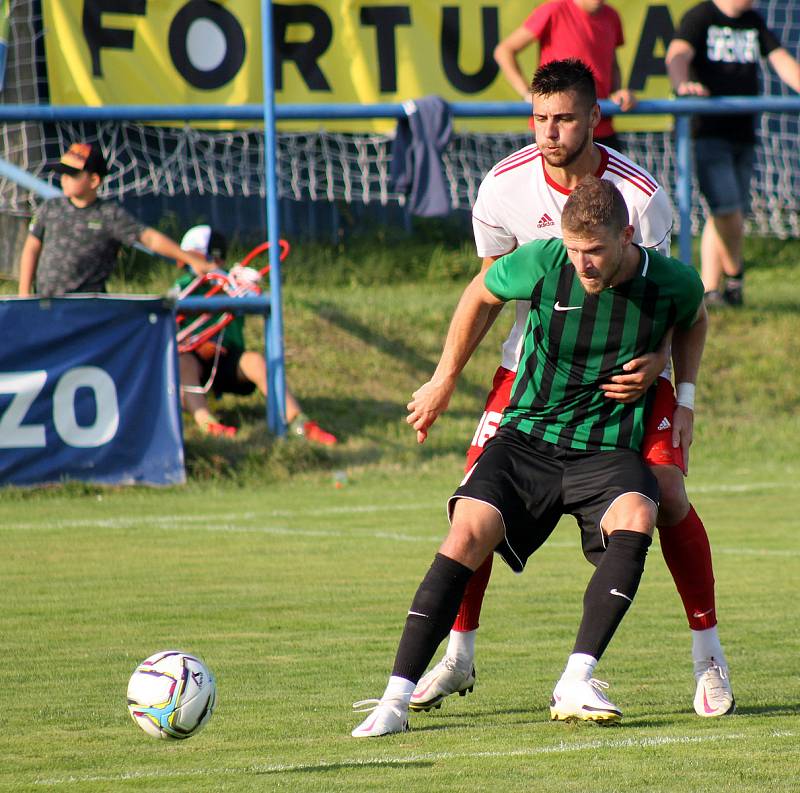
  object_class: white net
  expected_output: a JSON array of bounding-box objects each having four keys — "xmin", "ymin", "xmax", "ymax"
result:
[{"xmin": 1, "ymin": 0, "xmax": 798, "ymax": 238}]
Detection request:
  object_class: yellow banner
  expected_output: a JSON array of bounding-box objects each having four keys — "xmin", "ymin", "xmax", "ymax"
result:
[{"xmin": 44, "ymin": 0, "xmax": 697, "ymax": 132}]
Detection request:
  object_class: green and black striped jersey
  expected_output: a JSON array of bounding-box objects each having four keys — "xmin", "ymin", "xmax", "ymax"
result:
[{"xmin": 484, "ymin": 237, "xmax": 704, "ymax": 452}]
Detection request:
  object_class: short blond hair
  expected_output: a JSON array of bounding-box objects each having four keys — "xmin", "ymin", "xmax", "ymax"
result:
[{"xmin": 562, "ymin": 176, "xmax": 629, "ymax": 236}]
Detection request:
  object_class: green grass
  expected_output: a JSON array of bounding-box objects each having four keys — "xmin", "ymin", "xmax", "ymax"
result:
[
  {"xmin": 1, "ymin": 463, "xmax": 798, "ymax": 792},
  {"xmin": 1, "ymin": 232, "xmax": 799, "ymax": 790}
]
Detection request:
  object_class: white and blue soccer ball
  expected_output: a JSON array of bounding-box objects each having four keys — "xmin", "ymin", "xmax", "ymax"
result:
[{"xmin": 127, "ymin": 650, "xmax": 216, "ymax": 740}]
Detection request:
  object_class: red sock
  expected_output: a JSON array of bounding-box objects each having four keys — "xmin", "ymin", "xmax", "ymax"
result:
[
  {"xmin": 658, "ymin": 505, "xmax": 717, "ymax": 630},
  {"xmin": 452, "ymin": 554, "xmax": 493, "ymax": 632}
]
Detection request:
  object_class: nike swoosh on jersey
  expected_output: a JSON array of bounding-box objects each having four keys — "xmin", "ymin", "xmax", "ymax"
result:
[{"xmin": 553, "ymin": 301, "xmax": 582, "ymax": 312}]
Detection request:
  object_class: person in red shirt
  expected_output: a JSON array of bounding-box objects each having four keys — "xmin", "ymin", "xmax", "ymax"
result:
[{"xmin": 494, "ymin": 0, "xmax": 636, "ymax": 149}]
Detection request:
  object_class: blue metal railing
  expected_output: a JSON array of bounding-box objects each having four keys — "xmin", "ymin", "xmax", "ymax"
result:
[{"xmin": 1, "ymin": 96, "xmax": 799, "ymax": 121}]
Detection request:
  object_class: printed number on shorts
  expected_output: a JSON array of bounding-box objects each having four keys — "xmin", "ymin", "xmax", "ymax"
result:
[{"xmin": 471, "ymin": 410, "xmax": 503, "ymax": 449}]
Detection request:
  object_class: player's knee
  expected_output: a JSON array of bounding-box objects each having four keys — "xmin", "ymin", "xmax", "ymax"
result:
[
  {"xmin": 651, "ymin": 465, "xmax": 690, "ymax": 525},
  {"xmin": 443, "ymin": 499, "xmax": 503, "ymax": 569},
  {"xmin": 604, "ymin": 493, "xmax": 656, "ymax": 537}
]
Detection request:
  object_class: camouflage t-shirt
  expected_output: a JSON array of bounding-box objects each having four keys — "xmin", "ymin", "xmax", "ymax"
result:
[{"xmin": 28, "ymin": 197, "xmax": 146, "ymax": 296}]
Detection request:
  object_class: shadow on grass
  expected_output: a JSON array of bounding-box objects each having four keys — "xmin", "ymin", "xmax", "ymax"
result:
[
  {"xmin": 303, "ymin": 298, "xmax": 489, "ymax": 403},
  {"xmin": 222, "ymin": 394, "xmax": 479, "ymax": 457},
  {"xmin": 257, "ymin": 759, "xmax": 435, "ymax": 776},
  {"xmin": 728, "ymin": 702, "xmax": 800, "ymax": 717}
]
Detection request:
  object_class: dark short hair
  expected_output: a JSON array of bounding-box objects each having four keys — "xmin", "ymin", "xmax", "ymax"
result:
[
  {"xmin": 562, "ymin": 176, "xmax": 629, "ymax": 236},
  {"xmin": 530, "ymin": 58, "xmax": 598, "ymax": 111}
]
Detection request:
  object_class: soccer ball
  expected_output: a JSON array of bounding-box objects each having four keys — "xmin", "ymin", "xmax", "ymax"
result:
[{"xmin": 127, "ymin": 650, "xmax": 216, "ymax": 740}]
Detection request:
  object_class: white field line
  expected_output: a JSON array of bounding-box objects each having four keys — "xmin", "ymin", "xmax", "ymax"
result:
[
  {"xmin": 2, "ymin": 477, "xmax": 797, "ymax": 534},
  {"xmin": 32, "ymin": 730, "xmax": 792, "ymax": 786},
  {"xmin": 1, "ymin": 503, "xmax": 443, "ymax": 532},
  {"xmin": 2, "ymin": 497, "xmax": 799, "ymax": 554},
  {"xmin": 687, "ymin": 481, "xmax": 796, "ymax": 494}
]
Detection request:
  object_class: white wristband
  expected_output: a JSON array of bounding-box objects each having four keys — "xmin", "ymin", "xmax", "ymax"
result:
[{"xmin": 676, "ymin": 382, "xmax": 696, "ymax": 411}]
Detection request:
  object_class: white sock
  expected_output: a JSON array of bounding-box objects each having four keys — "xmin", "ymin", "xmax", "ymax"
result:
[
  {"xmin": 561, "ymin": 653, "xmax": 598, "ymax": 682},
  {"xmin": 445, "ymin": 629, "xmax": 477, "ymax": 665},
  {"xmin": 382, "ymin": 675, "xmax": 415, "ymax": 702},
  {"xmin": 691, "ymin": 626, "xmax": 727, "ymax": 676}
]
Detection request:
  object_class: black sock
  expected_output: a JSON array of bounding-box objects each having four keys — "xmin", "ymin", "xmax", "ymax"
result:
[
  {"xmin": 391, "ymin": 553, "xmax": 473, "ymax": 682},
  {"xmin": 573, "ymin": 530, "xmax": 652, "ymax": 660}
]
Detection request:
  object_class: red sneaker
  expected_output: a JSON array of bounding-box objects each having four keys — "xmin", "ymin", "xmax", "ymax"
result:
[
  {"xmin": 303, "ymin": 420, "xmax": 337, "ymax": 446},
  {"xmin": 204, "ymin": 421, "xmax": 237, "ymax": 438}
]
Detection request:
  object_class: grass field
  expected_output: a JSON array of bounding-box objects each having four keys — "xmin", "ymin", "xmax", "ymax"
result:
[
  {"xmin": 1, "ymin": 462, "xmax": 799, "ymax": 792},
  {"xmin": 1, "ymin": 232, "xmax": 799, "ymax": 791}
]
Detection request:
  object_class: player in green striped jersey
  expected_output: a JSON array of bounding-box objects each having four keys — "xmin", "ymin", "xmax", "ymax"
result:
[
  {"xmin": 487, "ymin": 237, "xmax": 701, "ymax": 454},
  {"xmin": 352, "ymin": 176, "xmax": 707, "ymax": 736}
]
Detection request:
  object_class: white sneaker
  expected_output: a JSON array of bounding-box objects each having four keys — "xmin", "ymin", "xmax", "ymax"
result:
[
  {"xmin": 409, "ymin": 656, "xmax": 476, "ymax": 712},
  {"xmin": 550, "ymin": 678, "xmax": 622, "ymax": 723},
  {"xmin": 351, "ymin": 694, "xmax": 410, "ymax": 738},
  {"xmin": 694, "ymin": 661, "xmax": 735, "ymax": 717}
]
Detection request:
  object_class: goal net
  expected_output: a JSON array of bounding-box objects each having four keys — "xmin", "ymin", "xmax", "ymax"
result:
[{"xmin": 2, "ymin": 0, "xmax": 799, "ymax": 240}]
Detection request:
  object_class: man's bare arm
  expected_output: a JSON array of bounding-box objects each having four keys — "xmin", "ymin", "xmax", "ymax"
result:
[
  {"xmin": 666, "ymin": 39, "xmax": 709, "ymax": 96},
  {"xmin": 407, "ymin": 271, "xmax": 504, "ymax": 443},
  {"xmin": 768, "ymin": 47, "xmax": 800, "ymax": 94},
  {"xmin": 670, "ymin": 303, "xmax": 708, "ymax": 464},
  {"xmin": 460, "ymin": 254, "xmax": 509, "ymax": 358},
  {"xmin": 139, "ymin": 227, "xmax": 216, "ymax": 275},
  {"xmin": 493, "ymin": 26, "xmax": 537, "ymax": 100}
]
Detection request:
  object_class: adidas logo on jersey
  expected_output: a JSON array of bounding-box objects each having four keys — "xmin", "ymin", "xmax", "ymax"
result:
[
  {"xmin": 657, "ymin": 417, "xmax": 671, "ymax": 431},
  {"xmin": 537, "ymin": 213, "xmax": 555, "ymax": 228}
]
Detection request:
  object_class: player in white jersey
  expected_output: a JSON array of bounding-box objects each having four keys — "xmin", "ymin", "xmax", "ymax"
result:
[{"xmin": 409, "ymin": 59, "xmax": 734, "ymax": 719}]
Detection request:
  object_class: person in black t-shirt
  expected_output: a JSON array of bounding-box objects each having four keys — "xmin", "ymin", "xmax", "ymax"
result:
[{"xmin": 666, "ymin": 0, "xmax": 800, "ymax": 307}]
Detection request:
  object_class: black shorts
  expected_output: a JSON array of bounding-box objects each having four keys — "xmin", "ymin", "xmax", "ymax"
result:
[
  {"xmin": 196, "ymin": 349, "xmax": 256, "ymax": 398},
  {"xmin": 448, "ymin": 426, "xmax": 659, "ymax": 573}
]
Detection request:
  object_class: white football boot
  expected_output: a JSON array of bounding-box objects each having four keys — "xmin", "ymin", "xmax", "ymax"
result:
[
  {"xmin": 550, "ymin": 678, "xmax": 622, "ymax": 723},
  {"xmin": 693, "ymin": 660, "xmax": 735, "ymax": 717},
  {"xmin": 351, "ymin": 694, "xmax": 411, "ymax": 738},
  {"xmin": 409, "ymin": 656, "xmax": 476, "ymax": 712}
]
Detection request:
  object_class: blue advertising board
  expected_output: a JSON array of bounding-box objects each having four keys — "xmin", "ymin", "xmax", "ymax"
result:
[{"xmin": 0, "ymin": 296, "xmax": 185, "ymax": 486}]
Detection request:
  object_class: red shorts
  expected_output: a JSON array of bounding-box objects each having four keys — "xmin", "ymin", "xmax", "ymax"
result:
[
  {"xmin": 465, "ymin": 367, "xmax": 516, "ymax": 471},
  {"xmin": 465, "ymin": 367, "xmax": 685, "ymax": 473}
]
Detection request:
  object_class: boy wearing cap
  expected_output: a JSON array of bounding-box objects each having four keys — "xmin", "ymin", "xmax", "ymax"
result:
[
  {"xmin": 18, "ymin": 141, "xmax": 210, "ymax": 296},
  {"xmin": 176, "ymin": 225, "xmax": 338, "ymax": 445}
]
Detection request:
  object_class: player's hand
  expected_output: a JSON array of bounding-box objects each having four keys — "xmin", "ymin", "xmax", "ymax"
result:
[
  {"xmin": 676, "ymin": 81, "xmax": 709, "ymax": 97},
  {"xmin": 672, "ymin": 404, "xmax": 694, "ymax": 471},
  {"xmin": 406, "ymin": 377, "xmax": 456, "ymax": 444},
  {"xmin": 610, "ymin": 89, "xmax": 637, "ymax": 112},
  {"xmin": 601, "ymin": 349, "xmax": 667, "ymax": 403}
]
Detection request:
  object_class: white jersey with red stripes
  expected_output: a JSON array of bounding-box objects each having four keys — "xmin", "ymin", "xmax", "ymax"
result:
[{"xmin": 472, "ymin": 143, "xmax": 673, "ymax": 372}]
